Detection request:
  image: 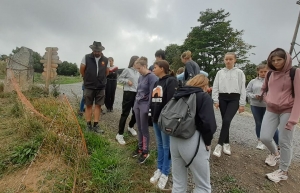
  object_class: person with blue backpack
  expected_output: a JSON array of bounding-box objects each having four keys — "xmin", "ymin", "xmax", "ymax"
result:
[
  {"xmin": 149, "ymin": 60, "xmax": 178, "ymax": 190},
  {"xmin": 167, "ymin": 74, "xmax": 217, "ymax": 193},
  {"xmin": 259, "ymin": 48, "xmax": 300, "ymax": 183}
]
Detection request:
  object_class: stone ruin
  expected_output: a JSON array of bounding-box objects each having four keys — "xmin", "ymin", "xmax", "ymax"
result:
[{"xmin": 4, "ymin": 47, "xmax": 34, "ymax": 92}]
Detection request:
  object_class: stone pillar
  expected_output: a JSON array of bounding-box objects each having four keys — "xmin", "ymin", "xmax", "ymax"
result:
[{"xmin": 4, "ymin": 47, "xmax": 34, "ymax": 93}]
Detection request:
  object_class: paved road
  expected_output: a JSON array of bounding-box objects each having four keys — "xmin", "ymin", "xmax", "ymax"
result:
[{"xmin": 60, "ymin": 82, "xmax": 300, "ymax": 161}]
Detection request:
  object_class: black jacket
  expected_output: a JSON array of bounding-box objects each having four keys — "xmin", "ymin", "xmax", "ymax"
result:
[
  {"xmin": 173, "ymin": 86, "xmax": 217, "ymax": 146},
  {"xmin": 83, "ymin": 53, "xmax": 108, "ymax": 90},
  {"xmin": 151, "ymin": 75, "xmax": 178, "ymax": 122}
]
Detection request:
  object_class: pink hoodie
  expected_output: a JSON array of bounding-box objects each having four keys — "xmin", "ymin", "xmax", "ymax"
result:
[{"xmin": 261, "ymin": 48, "xmax": 300, "ymax": 130}]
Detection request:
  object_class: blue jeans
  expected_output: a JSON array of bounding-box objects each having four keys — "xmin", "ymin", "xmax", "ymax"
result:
[
  {"xmin": 251, "ymin": 106, "xmax": 279, "ymax": 145},
  {"xmin": 153, "ymin": 122, "xmax": 171, "ymax": 175},
  {"xmin": 80, "ymin": 85, "xmax": 85, "ymax": 112}
]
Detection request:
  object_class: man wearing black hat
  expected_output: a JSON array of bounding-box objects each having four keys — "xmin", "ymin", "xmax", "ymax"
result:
[{"xmin": 80, "ymin": 41, "xmax": 109, "ymax": 133}]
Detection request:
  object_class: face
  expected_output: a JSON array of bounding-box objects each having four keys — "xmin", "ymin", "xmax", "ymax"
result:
[
  {"xmin": 155, "ymin": 56, "xmax": 162, "ymax": 61},
  {"xmin": 153, "ymin": 64, "xmax": 164, "ymax": 77},
  {"xmin": 181, "ymin": 57, "xmax": 186, "ymax": 64},
  {"xmin": 93, "ymin": 50, "xmax": 102, "ymax": 58},
  {"xmin": 135, "ymin": 63, "xmax": 147, "ymax": 75},
  {"xmin": 258, "ymin": 67, "xmax": 268, "ymax": 78},
  {"xmin": 224, "ymin": 54, "xmax": 236, "ymax": 69},
  {"xmin": 271, "ymin": 56, "xmax": 285, "ymax": 70}
]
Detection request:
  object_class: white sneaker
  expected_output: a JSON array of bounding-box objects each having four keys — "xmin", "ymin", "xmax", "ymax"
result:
[
  {"xmin": 128, "ymin": 127, "xmax": 137, "ymax": 136},
  {"xmin": 116, "ymin": 134, "xmax": 126, "ymax": 145},
  {"xmin": 223, "ymin": 143, "xmax": 231, "ymax": 155},
  {"xmin": 157, "ymin": 174, "xmax": 168, "ymax": 189},
  {"xmin": 265, "ymin": 154, "xmax": 280, "ymax": 166},
  {"xmin": 256, "ymin": 141, "xmax": 265, "ymax": 150},
  {"xmin": 266, "ymin": 169, "xmax": 288, "ymax": 183},
  {"xmin": 213, "ymin": 144, "xmax": 222, "ymax": 157},
  {"xmin": 150, "ymin": 169, "xmax": 161, "ymax": 184}
]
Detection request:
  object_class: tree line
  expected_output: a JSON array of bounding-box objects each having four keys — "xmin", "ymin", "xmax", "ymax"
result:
[
  {"xmin": 0, "ymin": 48, "xmax": 79, "ymax": 76},
  {"xmin": 164, "ymin": 9, "xmax": 259, "ymax": 85}
]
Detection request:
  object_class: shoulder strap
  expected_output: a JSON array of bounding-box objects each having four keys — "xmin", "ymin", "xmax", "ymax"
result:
[
  {"xmin": 185, "ymin": 131, "xmax": 201, "ymax": 167},
  {"xmin": 290, "ymin": 67, "xmax": 297, "ymax": 98}
]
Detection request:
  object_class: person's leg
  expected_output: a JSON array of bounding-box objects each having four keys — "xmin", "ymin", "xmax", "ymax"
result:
[
  {"xmin": 85, "ymin": 105, "xmax": 93, "ymax": 122},
  {"xmin": 188, "ymin": 132, "xmax": 211, "ymax": 193},
  {"xmin": 278, "ymin": 113, "xmax": 295, "ymax": 172},
  {"xmin": 260, "ymin": 111, "xmax": 279, "ymax": 154},
  {"xmin": 128, "ymin": 92, "xmax": 137, "ymax": 128},
  {"xmin": 153, "ymin": 122, "xmax": 163, "ymax": 171},
  {"xmin": 170, "ymin": 137, "xmax": 188, "ymax": 193},
  {"xmin": 160, "ymin": 129, "xmax": 171, "ymax": 176},
  {"xmin": 83, "ymin": 88, "xmax": 94, "ymax": 123},
  {"xmin": 105, "ymin": 81, "xmax": 111, "ymax": 110},
  {"xmin": 218, "ymin": 99, "xmax": 239, "ymax": 145},
  {"xmin": 118, "ymin": 91, "xmax": 133, "ymax": 135},
  {"xmin": 80, "ymin": 95, "xmax": 85, "ymax": 113},
  {"xmin": 94, "ymin": 89, "xmax": 105, "ymax": 123},
  {"xmin": 110, "ymin": 80, "xmax": 117, "ymax": 110},
  {"xmin": 139, "ymin": 102, "xmax": 150, "ymax": 154},
  {"xmin": 251, "ymin": 105, "xmax": 263, "ymax": 139},
  {"xmin": 133, "ymin": 103, "xmax": 142, "ymax": 150},
  {"xmin": 273, "ymin": 129, "xmax": 279, "ymax": 146}
]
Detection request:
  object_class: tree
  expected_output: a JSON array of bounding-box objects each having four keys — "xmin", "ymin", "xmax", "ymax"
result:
[
  {"xmin": 240, "ymin": 63, "xmax": 257, "ymax": 86},
  {"xmin": 180, "ymin": 9, "xmax": 255, "ymax": 83},
  {"xmin": 57, "ymin": 61, "xmax": 79, "ymax": 76},
  {"xmin": 165, "ymin": 44, "xmax": 183, "ymax": 72}
]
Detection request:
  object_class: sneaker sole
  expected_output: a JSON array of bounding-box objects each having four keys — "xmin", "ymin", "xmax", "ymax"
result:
[
  {"xmin": 139, "ymin": 154, "xmax": 150, "ymax": 164},
  {"xmin": 223, "ymin": 151, "xmax": 231, "ymax": 155},
  {"xmin": 116, "ymin": 139, "xmax": 126, "ymax": 145},
  {"xmin": 213, "ymin": 152, "xmax": 221, "ymax": 157},
  {"xmin": 267, "ymin": 175, "xmax": 288, "ymax": 183}
]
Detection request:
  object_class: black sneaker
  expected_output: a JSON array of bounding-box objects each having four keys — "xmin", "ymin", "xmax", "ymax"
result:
[
  {"xmin": 138, "ymin": 153, "xmax": 150, "ymax": 164},
  {"xmin": 93, "ymin": 124, "xmax": 104, "ymax": 134},
  {"xmin": 86, "ymin": 124, "xmax": 93, "ymax": 132},
  {"xmin": 132, "ymin": 148, "xmax": 142, "ymax": 158}
]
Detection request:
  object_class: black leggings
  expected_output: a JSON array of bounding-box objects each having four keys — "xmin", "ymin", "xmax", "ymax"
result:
[
  {"xmin": 118, "ymin": 91, "xmax": 136, "ymax": 134},
  {"xmin": 105, "ymin": 79, "xmax": 117, "ymax": 110},
  {"xmin": 218, "ymin": 95, "xmax": 240, "ymax": 145}
]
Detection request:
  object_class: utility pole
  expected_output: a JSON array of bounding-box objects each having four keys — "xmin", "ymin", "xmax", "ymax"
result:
[{"xmin": 290, "ymin": 1, "xmax": 300, "ymax": 66}]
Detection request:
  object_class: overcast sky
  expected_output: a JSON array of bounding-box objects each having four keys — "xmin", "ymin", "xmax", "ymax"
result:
[{"xmin": 1, "ymin": 0, "xmax": 300, "ymax": 68}]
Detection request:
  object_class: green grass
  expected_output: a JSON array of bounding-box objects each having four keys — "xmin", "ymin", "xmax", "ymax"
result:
[{"xmin": 34, "ymin": 73, "xmax": 82, "ymax": 84}]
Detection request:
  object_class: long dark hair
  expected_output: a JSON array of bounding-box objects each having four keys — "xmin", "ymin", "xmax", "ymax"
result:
[{"xmin": 128, "ymin": 56, "xmax": 139, "ymax": 68}]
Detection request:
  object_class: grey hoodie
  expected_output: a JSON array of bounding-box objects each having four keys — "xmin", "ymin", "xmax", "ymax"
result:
[
  {"xmin": 118, "ymin": 67, "xmax": 140, "ymax": 92},
  {"xmin": 212, "ymin": 67, "xmax": 246, "ymax": 106},
  {"xmin": 246, "ymin": 77, "xmax": 266, "ymax": 107}
]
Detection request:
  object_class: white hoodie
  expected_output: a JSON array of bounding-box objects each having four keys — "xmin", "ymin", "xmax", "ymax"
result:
[{"xmin": 212, "ymin": 67, "xmax": 246, "ymax": 106}]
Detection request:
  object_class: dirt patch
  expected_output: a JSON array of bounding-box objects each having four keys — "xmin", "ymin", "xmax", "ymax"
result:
[
  {"xmin": 100, "ymin": 109, "xmax": 300, "ymax": 193},
  {"xmin": 0, "ymin": 154, "xmax": 68, "ymax": 193}
]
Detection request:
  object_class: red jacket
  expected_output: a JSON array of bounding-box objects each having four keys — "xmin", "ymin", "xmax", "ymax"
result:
[{"xmin": 261, "ymin": 48, "xmax": 300, "ymax": 130}]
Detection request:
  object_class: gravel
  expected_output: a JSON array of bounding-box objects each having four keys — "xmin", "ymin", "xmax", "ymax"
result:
[{"xmin": 60, "ymin": 82, "xmax": 300, "ymax": 161}]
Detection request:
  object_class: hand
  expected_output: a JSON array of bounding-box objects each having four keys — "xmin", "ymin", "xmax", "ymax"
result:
[
  {"xmin": 255, "ymin": 95, "xmax": 261, "ymax": 100},
  {"xmin": 214, "ymin": 103, "xmax": 219, "ymax": 109},
  {"xmin": 239, "ymin": 106, "xmax": 245, "ymax": 113},
  {"xmin": 128, "ymin": 80, "xmax": 133, "ymax": 86},
  {"xmin": 206, "ymin": 146, "xmax": 211, "ymax": 151}
]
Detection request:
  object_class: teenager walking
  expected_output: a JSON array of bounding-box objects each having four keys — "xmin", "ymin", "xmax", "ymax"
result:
[
  {"xmin": 105, "ymin": 57, "xmax": 118, "ymax": 112},
  {"xmin": 212, "ymin": 52, "xmax": 246, "ymax": 157},
  {"xmin": 260, "ymin": 48, "xmax": 300, "ymax": 183}
]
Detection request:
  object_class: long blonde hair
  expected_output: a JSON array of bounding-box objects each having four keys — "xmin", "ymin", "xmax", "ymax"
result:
[
  {"xmin": 186, "ymin": 74, "xmax": 209, "ymax": 90},
  {"xmin": 181, "ymin": 50, "xmax": 192, "ymax": 59}
]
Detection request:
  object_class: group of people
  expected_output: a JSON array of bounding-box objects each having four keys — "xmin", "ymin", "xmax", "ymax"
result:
[{"xmin": 80, "ymin": 41, "xmax": 300, "ymax": 192}]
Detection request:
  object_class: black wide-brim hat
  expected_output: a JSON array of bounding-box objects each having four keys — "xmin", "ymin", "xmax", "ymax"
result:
[{"xmin": 89, "ymin": 41, "xmax": 105, "ymax": 51}]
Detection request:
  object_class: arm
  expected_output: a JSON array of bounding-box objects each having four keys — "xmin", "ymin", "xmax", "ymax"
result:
[
  {"xmin": 177, "ymin": 72, "xmax": 184, "ymax": 81},
  {"xmin": 197, "ymin": 93, "xmax": 217, "ymax": 146},
  {"xmin": 239, "ymin": 71, "xmax": 246, "ymax": 106},
  {"xmin": 80, "ymin": 64, "xmax": 85, "ymax": 77},
  {"xmin": 199, "ymin": 70, "xmax": 208, "ymax": 77},
  {"xmin": 148, "ymin": 75, "xmax": 158, "ymax": 108},
  {"xmin": 117, "ymin": 68, "xmax": 129, "ymax": 85},
  {"xmin": 166, "ymin": 78, "xmax": 178, "ymax": 102},
  {"xmin": 286, "ymin": 69, "xmax": 300, "ymax": 130},
  {"xmin": 246, "ymin": 79, "xmax": 256, "ymax": 99},
  {"xmin": 106, "ymin": 67, "xmax": 109, "ymax": 76},
  {"xmin": 211, "ymin": 71, "xmax": 219, "ymax": 104}
]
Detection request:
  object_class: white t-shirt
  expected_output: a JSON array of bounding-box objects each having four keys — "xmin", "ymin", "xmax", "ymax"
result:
[{"xmin": 81, "ymin": 56, "xmax": 101, "ymax": 76}]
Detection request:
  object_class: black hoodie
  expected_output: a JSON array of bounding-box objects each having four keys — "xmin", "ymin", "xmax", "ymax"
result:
[
  {"xmin": 174, "ymin": 86, "xmax": 217, "ymax": 146},
  {"xmin": 150, "ymin": 75, "xmax": 178, "ymax": 122}
]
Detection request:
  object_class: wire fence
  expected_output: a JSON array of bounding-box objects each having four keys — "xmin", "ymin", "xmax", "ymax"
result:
[{"xmin": 3, "ymin": 67, "xmax": 88, "ymax": 192}]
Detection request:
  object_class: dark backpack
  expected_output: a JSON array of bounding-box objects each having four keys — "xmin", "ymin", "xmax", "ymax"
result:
[
  {"xmin": 158, "ymin": 93, "xmax": 197, "ymax": 139},
  {"xmin": 263, "ymin": 66, "xmax": 297, "ymax": 97},
  {"xmin": 158, "ymin": 93, "xmax": 199, "ymax": 167}
]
